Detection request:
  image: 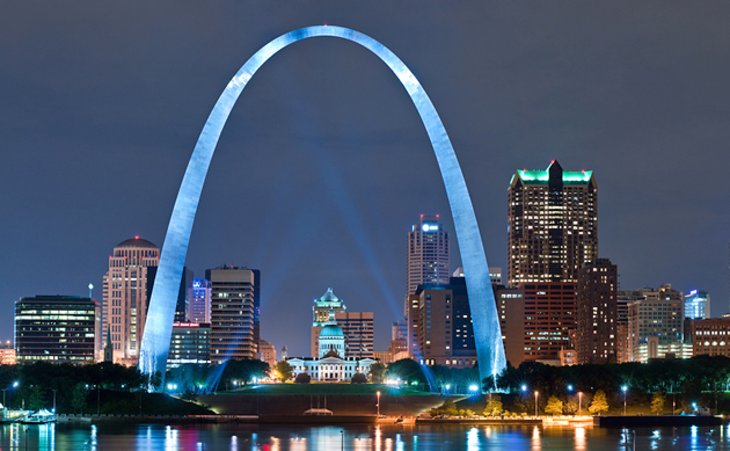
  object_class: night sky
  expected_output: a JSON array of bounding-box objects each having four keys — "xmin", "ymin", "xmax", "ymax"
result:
[{"xmin": 1, "ymin": 2, "xmax": 729, "ymax": 356}]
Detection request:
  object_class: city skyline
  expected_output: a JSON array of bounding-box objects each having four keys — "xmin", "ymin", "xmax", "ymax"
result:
[{"xmin": 2, "ymin": 2, "xmax": 730, "ymax": 358}]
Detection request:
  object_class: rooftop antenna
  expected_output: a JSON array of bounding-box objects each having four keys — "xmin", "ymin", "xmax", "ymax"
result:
[{"xmin": 88, "ymin": 283, "xmax": 94, "ymax": 299}]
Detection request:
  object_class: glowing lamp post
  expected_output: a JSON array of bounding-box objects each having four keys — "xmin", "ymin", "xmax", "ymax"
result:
[
  {"xmin": 534, "ymin": 391, "xmax": 539, "ymax": 417},
  {"xmin": 376, "ymin": 390, "xmax": 381, "ymax": 417},
  {"xmin": 621, "ymin": 385, "xmax": 628, "ymax": 415},
  {"xmin": 578, "ymin": 391, "xmax": 583, "ymax": 416}
]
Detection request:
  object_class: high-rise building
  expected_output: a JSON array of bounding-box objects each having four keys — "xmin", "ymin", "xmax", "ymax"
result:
[
  {"xmin": 406, "ymin": 214, "xmax": 450, "ymax": 357},
  {"xmin": 626, "ymin": 284, "xmax": 684, "ymax": 361},
  {"xmin": 207, "ymin": 266, "xmax": 258, "ymax": 363},
  {"xmin": 310, "ymin": 288, "xmax": 347, "ymax": 357},
  {"xmin": 521, "ymin": 282, "xmax": 577, "ymax": 363},
  {"xmin": 413, "ymin": 277, "xmax": 477, "ymax": 367},
  {"xmin": 684, "ymin": 290, "xmax": 710, "ymax": 320},
  {"xmin": 495, "ymin": 286, "xmax": 525, "ymax": 367},
  {"xmin": 102, "ymin": 236, "xmax": 160, "ymax": 365},
  {"xmin": 507, "ymin": 160, "xmax": 598, "ymax": 286},
  {"xmin": 335, "ymin": 311, "xmax": 375, "ymax": 359},
  {"xmin": 576, "ymin": 258, "xmax": 618, "ymax": 364},
  {"xmin": 188, "ymin": 278, "xmax": 212, "ymax": 324},
  {"xmin": 167, "ymin": 322, "xmax": 211, "ymax": 369},
  {"xmin": 15, "ymin": 295, "xmax": 100, "ymax": 364}
]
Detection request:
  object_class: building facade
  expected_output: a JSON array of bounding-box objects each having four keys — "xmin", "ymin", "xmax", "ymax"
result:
[
  {"xmin": 405, "ymin": 214, "xmax": 450, "ymax": 357},
  {"xmin": 520, "ymin": 282, "xmax": 577, "ymax": 364},
  {"xmin": 626, "ymin": 284, "xmax": 684, "ymax": 362},
  {"xmin": 15, "ymin": 295, "xmax": 99, "ymax": 364},
  {"xmin": 687, "ymin": 317, "xmax": 730, "ymax": 358},
  {"xmin": 335, "ymin": 311, "xmax": 374, "ymax": 359},
  {"xmin": 413, "ymin": 277, "xmax": 477, "ymax": 367},
  {"xmin": 507, "ymin": 160, "xmax": 598, "ymax": 286},
  {"xmin": 167, "ymin": 322, "xmax": 211, "ymax": 368},
  {"xmin": 258, "ymin": 339, "xmax": 277, "ymax": 368},
  {"xmin": 187, "ymin": 278, "xmax": 212, "ymax": 324},
  {"xmin": 102, "ymin": 236, "xmax": 160, "ymax": 365},
  {"xmin": 576, "ymin": 258, "xmax": 618, "ymax": 364},
  {"xmin": 495, "ymin": 286, "xmax": 525, "ymax": 367},
  {"xmin": 207, "ymin": 266, "xmax": 258, "ymax": 363},
  {"xmin": 684, "ymin": 290, "xmax": 710, "ymax": 320}
]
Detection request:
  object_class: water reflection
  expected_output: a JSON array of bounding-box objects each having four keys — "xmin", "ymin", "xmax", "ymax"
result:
[{"xmin": 0, "ymin": 423, "xmax": 728, "ymax": 450}]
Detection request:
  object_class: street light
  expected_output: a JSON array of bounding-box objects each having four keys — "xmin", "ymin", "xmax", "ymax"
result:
[
  {"xmin": 468, "ymin": 384, "xmax": 479, "ymax": 394},
  {"xmin": 621, "ymin": 385, "xmax": 628, "ymax": 415},
  {"xmin": 578, "ymin": 391, "xmax": 583, "ymax": 416},
  {"xmin": 534, "ymin": 391, "xmax": 539, "ymax": 417},
  {"xmin": 376, "ymin": 390, "xmax": 381, "ymax": 417},
  {"xmin": 567, "ymin": 384, "xmax": 574, "ymax": 393},
  {"xmin": 520, "ymin": 384, "xmax": 528, "ymax": 393},
  {"xmin": 2, "ymin": 381, "xmax": 20, "ymax": 409}
]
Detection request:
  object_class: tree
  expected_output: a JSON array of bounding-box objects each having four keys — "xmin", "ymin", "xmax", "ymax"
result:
[
  {"xmin": 70, "ymin": 384, "xmax": 87, "ymax": 414},
  {"xmin": 351, "ymin": 373, "xmax": 368, "ymax": 384},
  {"xmin": 545, "ymin": 396, "xmax": 564, "ymax": 416},
  {"xmin": 369, "ymin": 362, "xmax": 386, "ymax": 384},
  {"xmin": 384, "ymin": 359, "xmax": 428, "ymax": 389},
  {"xmin": 564, "ymin": 399, "xmax": 578, "ymax": 415},
  {"xmin": 294, "ymin": 373, "xmax": 311, "ymax": 384},
  {"xmin": 273, "ymin": 361, "xmax": 294, "ymax": 382},
  {"xmin": 483, "ymin": 395, "xmax": 503, "ymax": 416},
  {"xmin": 588, "ymin": 390, "xmax": 609, "ymax": 415},
  {"xmin": 650, "ymin": 392, "xmax": 665, "ymax": 415}
]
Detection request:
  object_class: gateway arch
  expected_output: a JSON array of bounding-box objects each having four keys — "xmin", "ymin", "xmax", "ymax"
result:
[{"xmin": 139, "ymin": 25, "xmax": 506, "ymax": 388}]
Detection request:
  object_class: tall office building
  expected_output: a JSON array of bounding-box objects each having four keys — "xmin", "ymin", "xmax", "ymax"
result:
[
  {"xmin": 167, "ymin": 322, "xmax": 211, "ymax": 369},
  {"xmin": 102, "ymin": 236, "xmax": 159, "ymax": 365},
  {"xmin": 335, "ymin": 311, "xmax": 375, "ymax": 359},
  {"xmin": 626, "ymin": 284, "xmax": 684, "ymax": 361},
  {"xmin": 188, "ymin": 278, "xmax": 212, "ymax": 324},
  {"xmin": 405, "ymin": 214, "xmax": 450, "ymax": 357},
  {"xmin": 507, "ymin": 161, "xmax": 599, "ymax": 363},
  {"xmin": 576, "ymin": 258, "xmax": 618, "ymax": 364},
  {"xmin": 207, "ymin": 266, "xmax": 258, "ymax": 363},
  {"xmin": 507, "ymin": 160, "xmax": 598, "ymax": 285},
  {"xmin": 413, "ymin": 277, "xmax": 477, "ymax": 368},
  {"xmin": 310, "ymin": 288, "xmax": 347, "ymax": 357},
  {"xmin": 684, "ymin": 290, "xmax": 710, "ymax": 320},
  {"xmin": 495, "ymin": 286, "xmax": 525, "ymax": 367},
  {"xmin": 15, "ymin": 295, "xmax": 100, "ymax": 364}
]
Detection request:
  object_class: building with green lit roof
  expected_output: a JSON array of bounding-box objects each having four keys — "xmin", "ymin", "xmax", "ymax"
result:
[{"xmin": 508, "ymin": 160, "xmax": 598, "ymax": 285}]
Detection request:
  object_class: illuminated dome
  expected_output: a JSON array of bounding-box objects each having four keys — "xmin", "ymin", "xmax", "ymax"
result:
[
  {"xmin": 116, "ymin": 236, "xmax": 158, "ymax": 249},
  {"xmin": 320, "ymin": 324, "xmax": 344, "ymax": 338}
]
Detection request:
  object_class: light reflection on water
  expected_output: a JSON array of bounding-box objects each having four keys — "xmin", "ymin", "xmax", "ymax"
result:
[{"xmin": 0, "ymin": 423, "xmax": 729, "ymax": 450}]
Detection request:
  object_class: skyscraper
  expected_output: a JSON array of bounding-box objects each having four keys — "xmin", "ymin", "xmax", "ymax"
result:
[
  {"xmin": 576, "ymin": 258, "xmax": 618, "ymax": 364},
  {"xmin": 507, "ymin": 161, "xmax": 599, "ymax": 363},
  {"xmin": 207, "ymin": 266, "xmax": 258, "ymax": 363},
  {"xmin": 405, "ymin": 214, "xmax": 450, "ymax": 357},
  {"xmin": 102, "ymin": 236, "xmax": 159, "ymax": 365},
  {"xmin": 507, "ymin": 160, "xmax": 598, "ymax": 285},
  {"xmin": 407, "ymin": 214, "xmax": 450, "ymax": 295},
  {"xmin": 15, "ymin": 295, "xmax": 100, "ymax": 364}
]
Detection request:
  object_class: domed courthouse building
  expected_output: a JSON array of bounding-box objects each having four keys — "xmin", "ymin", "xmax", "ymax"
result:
[{"xmin": 287, "ymin": 289, "xmax": 377, "ymax": 382}]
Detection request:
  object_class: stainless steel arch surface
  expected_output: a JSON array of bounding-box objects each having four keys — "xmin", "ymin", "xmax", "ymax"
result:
[{"xmin": 139, "ymin": 25, "xmax": 506, "ymax": 387}]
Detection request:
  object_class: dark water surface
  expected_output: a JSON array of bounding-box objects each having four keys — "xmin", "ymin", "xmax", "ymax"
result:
[{"xmin": 0, "ymin": 422, "xmax": 728, "ymax": 450}]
